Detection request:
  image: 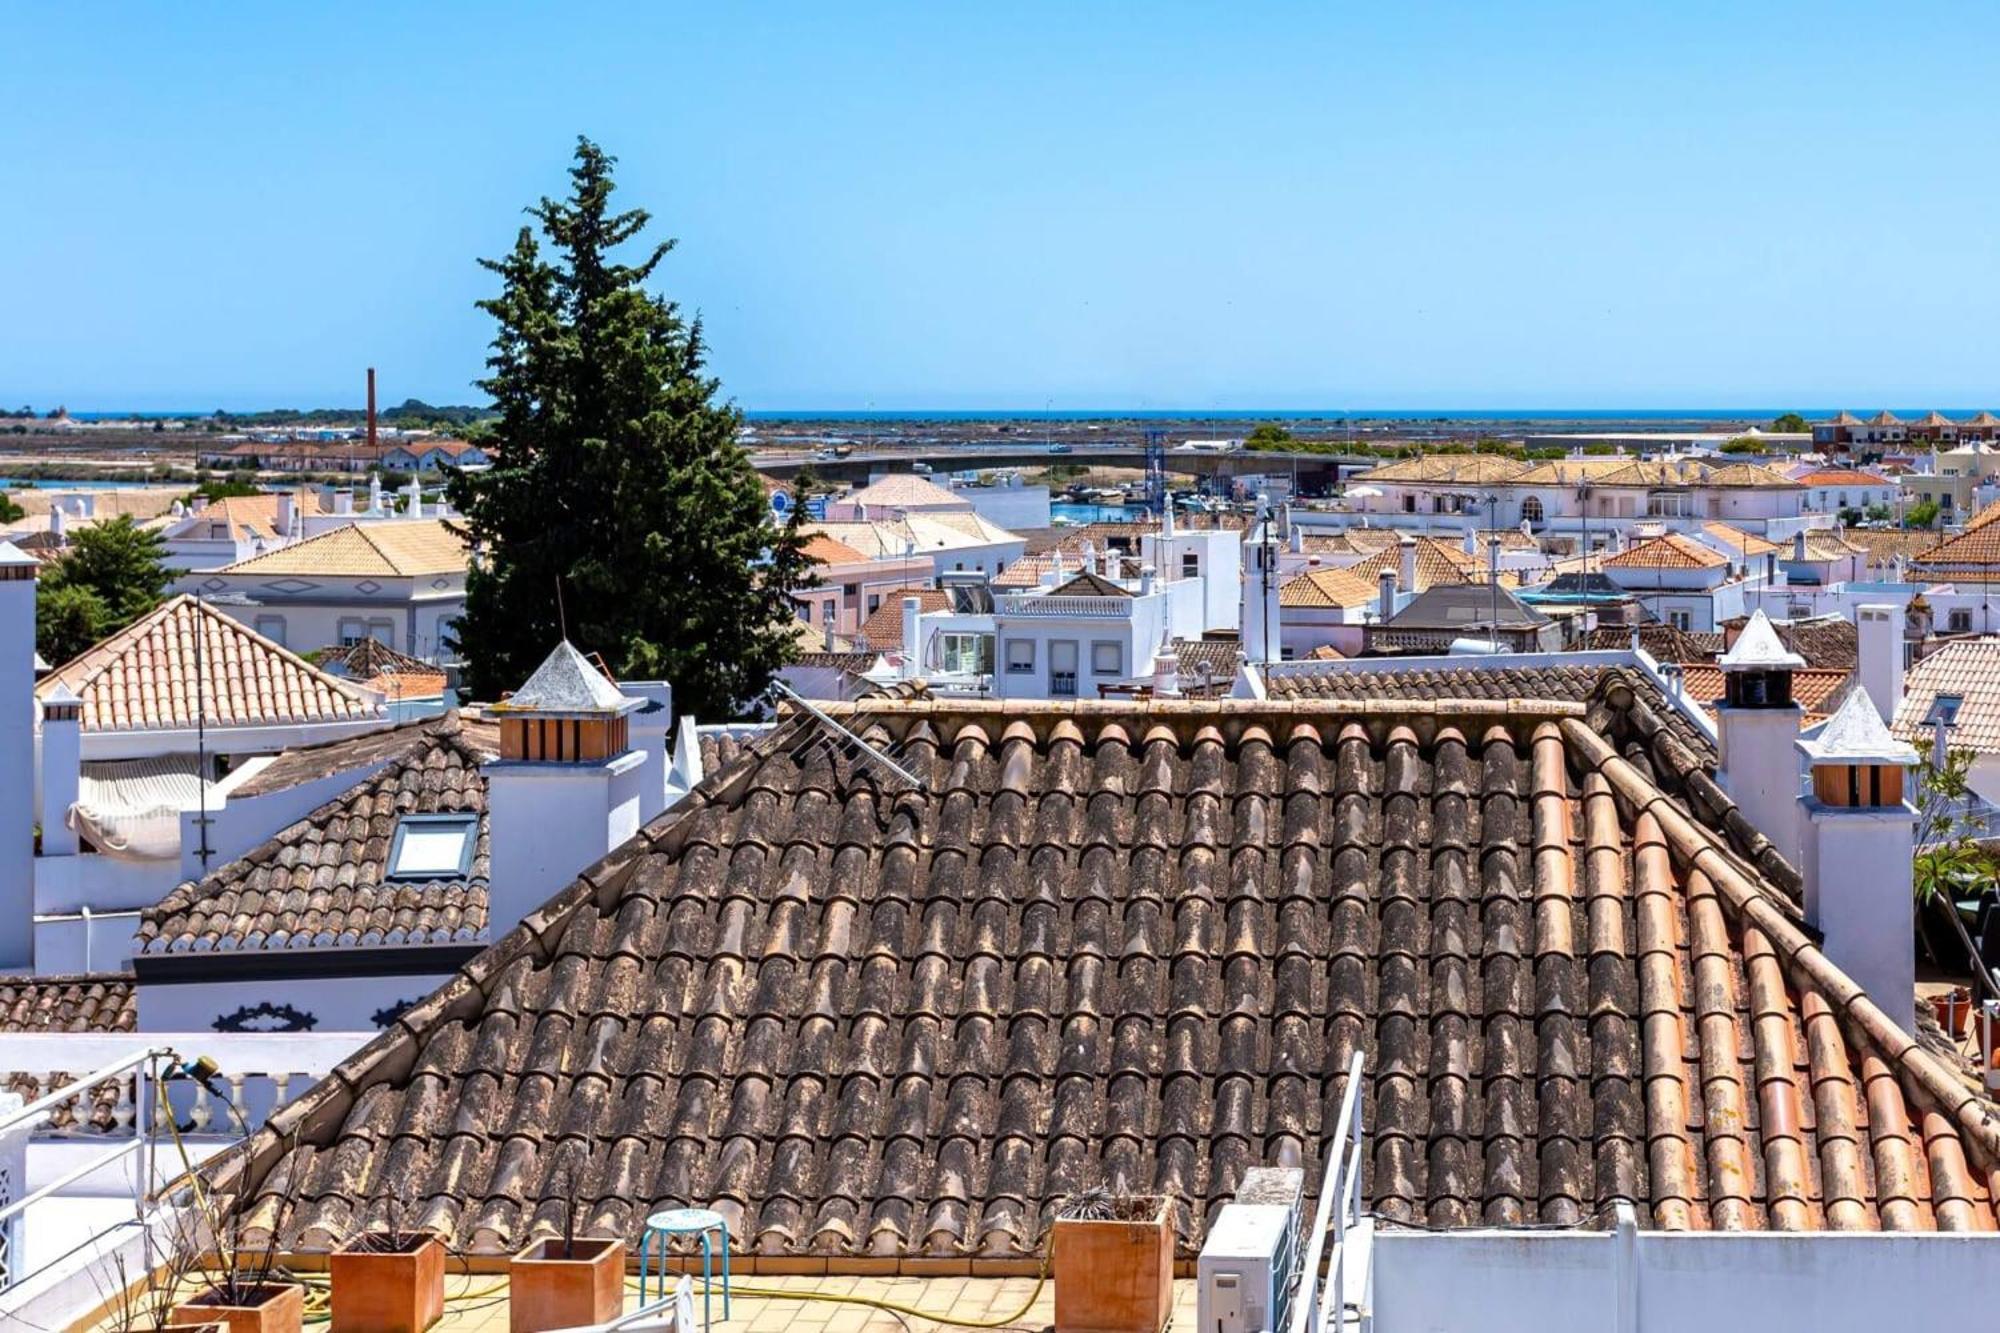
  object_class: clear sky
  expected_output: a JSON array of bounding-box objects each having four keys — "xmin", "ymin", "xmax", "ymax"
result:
[{"xmin": 6, "ymin": 3, "xmax": 1999, "ymax": 413}]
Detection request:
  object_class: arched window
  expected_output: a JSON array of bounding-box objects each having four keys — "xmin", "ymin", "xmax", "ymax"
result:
[{"xmin": 1520, "ymin": 495, "xmax": 1544, "ymax": 525}]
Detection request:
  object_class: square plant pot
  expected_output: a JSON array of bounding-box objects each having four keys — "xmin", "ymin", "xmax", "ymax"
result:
[
  {"xmin": 329, "ymin": 1232, "xmax": 447, "ymax": 1333},
  {"xmin": 170, "ymin": 1283, "xmax": 305, "ymax": 1333},
  {"xmin": 509, "ymin": 1236, "xmax": 627, "ymax": 1333},
  {"xmin": 1052, "ymin": 1197, "xmax": 1175, "ymax": 1333}
]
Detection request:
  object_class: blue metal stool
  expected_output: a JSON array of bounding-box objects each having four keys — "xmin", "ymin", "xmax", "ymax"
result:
[{"xmin": 640, "ymin": 1207, "xmax": 732, "ymax": 1329}]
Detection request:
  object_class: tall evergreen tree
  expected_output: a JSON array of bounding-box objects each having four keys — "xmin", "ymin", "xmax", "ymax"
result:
[{"xmin": 446, "ymin": 138, "xmax": 812, "ymax": 716}]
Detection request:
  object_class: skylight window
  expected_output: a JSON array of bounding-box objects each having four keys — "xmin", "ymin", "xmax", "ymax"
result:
[
  {"xmin": 1924, "ymin": 694, "xmax": 1965, "ymax": 729},
  {"xmin": 386, "ymin": 813, "xmax": 478, "ymax": 881}
]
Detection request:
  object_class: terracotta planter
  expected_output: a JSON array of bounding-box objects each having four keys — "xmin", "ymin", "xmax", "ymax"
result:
[
  {"xmin": 164, "ymin": 1324, "xmax": 228, "ymax": 1333},
  {"xmin": 508, "ymin": 1236, "xmax": 627, "ymax": 1332},
  {"xmin": 170, "ymin": 1283, "xmax": 305, "ymax": 1333},
  {"xmin": 1052, "ymin": 1198, "xmax": 1175, "ymax": 1333},
  {"xmin": 1932, "ymin": 988, "xmax": 1976, "ymax": 1036},
  {"xmin": 329, "ymin": 1233, "xmax": 447, "ymax": 1333}
]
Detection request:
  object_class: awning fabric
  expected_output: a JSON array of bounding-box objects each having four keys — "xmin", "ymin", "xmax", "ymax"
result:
[{"xmin": 71, "ymin": 755, "xmax": 218, "ymax": 861}]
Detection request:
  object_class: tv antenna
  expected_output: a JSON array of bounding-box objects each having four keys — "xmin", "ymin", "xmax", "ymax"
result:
[{"xmin": 771, "ymin": 680, "xmax": 927, "ymax": 792}]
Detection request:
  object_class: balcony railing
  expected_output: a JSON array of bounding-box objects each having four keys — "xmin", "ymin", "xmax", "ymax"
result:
[
  {"xmin": 995, "ymin": 594, "xmax": 1136, "ymax": 617},
  {"xmin": 0, "ymin": 1030, "xmax": 369, "ymax": 1140}
]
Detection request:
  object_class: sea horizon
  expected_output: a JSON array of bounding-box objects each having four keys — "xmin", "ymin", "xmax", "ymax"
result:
[{"xmin": 28, "ymin": 405, "xmax": 1957, "ymax": 425}]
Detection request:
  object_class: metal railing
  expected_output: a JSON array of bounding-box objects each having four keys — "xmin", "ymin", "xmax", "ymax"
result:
[
  {"xmin": 1290, "ymin": 1050, "xmax": 1367, "ymax": 1333},
  {"xmin": 0, "ymin": 1046, "xmax": 175, "ymax": 1292},
  {"xmin": 994, "ymin": 594, "xmax": 1137, "ymax": 617}
]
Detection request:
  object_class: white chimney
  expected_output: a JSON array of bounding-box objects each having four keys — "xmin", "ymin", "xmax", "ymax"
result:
[
  {"xmin": 405, "ymin": 474, "xmax": 424, "ymax": 519},
  {"xmin": 1855, "ymin": 604, "xmax": 1902, "ymax": 724},
  {"xmin": 0, "ymin": 543, "xmax": 37, "ymax": 968},
  {"xmin": 1377, "ymin": 568, "xmax": 1396, "ymax": 622},
  {"xmin": 1793, "ymin": 530, "xmax": 1807, "ymax": 563},
  {"xmin": 1140, "ymin": 564, "xmax": 1156, "ymax": 596},
  {"xmin": 37, "ymin": 685, "xmax": 82, "ymax": 858},
  {"xmin": 1244, "ymin": 535, "xmax": 1282, "ymax": 665},
  {"xmin": 1715, "ymin": 609, "xmax": 1808, "ymax": 869},
  {"xmin": 1463, "ymin": 527, "xmax": 1477, "ymax": 556},
  {"xmin": 49, "ymin": 506, "xmax": 65, "ymax": 544},
  {"xmin": 368, "ymin": 473, "xmax": 383, "ymax": 514},
  {"xmin": 1162, "ymin": 498, "xmax": 1176, "ymax": 539},
  {"xmin": 335, "ymin": 488, "xmax": 354, "ymax": 516},
  {"xmin": 1398, "ymin": 536, "xmax": 1418, "ymax": 593},
  {"xmin": 619, "ymin": 678, "xmax": 674, "ymax": 825},
  {"xmin": 1151, "ymin": 625, "xmax": 1179, "ymax": 698},
  {"xmin": 902, "ymin": 595, "xmax": 923, "ymax": 674},
  {"xmin": 275, "ymin": 491, "xmax": 294, "ymax": 539},
  {"xmin": 484, "ymin": 642, "xmax": 647, "ymax": 935},
  {"xmin": 1796, "ymin": 686, "xmax": 1919, "ymax": 1032},
  {"xmin": 1291, "ymin": 527, "xmax": 1304, "ymax": 554}
]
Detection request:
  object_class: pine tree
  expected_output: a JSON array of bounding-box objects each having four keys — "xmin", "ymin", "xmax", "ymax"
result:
[{"xmin": 446, "ymin": 138, "xmax": 812, "ymax": 717}]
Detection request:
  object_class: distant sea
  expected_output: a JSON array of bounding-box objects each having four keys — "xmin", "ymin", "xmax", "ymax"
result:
[{"xmin": 43, "ymin": 405, "xmax": 1975, "ymax": 424}]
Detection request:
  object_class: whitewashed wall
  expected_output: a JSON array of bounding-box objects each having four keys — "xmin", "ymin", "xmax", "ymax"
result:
[{"xmin": 1370, "ymin": 1226, "xmax": 2000, "ymax": 1333}]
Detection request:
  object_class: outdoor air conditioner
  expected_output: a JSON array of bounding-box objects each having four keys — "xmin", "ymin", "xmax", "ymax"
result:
[{"xmin": 1198, "ymin": 1167, "xmax": 1305, "ymax": 1333}]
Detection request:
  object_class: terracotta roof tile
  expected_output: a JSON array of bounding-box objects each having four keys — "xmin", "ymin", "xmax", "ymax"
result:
[
  {"xmin": 1701, "ymin": 522, "xmax": 1780, "ymax": 557},
  {"xmin": 215, "ymin": 519, "xmax": 469, "ymax": 577},
  {"xmin": 137, "ymin": 716, "xmax": 490, "ymax": 954},
  {"xmin": 1349, "ymin": 455, "xmax": 1530, "ymax": 485},
  {"xmin": 1717, "ymin": 615, "xmax": 1858, "ymax": 671},
  {"xmin": 800, "ymin": 533, "xmax": 870, "ymax": 565},
  {"xmin": 1894, "ymin": 638, "xmax": 2000, "ymax": 752},
  {"xmin": 0, "ymin": 973, "xmax": 136, "ymax": 1032},
  {"xmin": 313, "ymin": 638, "xmax": 448, "ymax": 701},
  {"xmin": 1279, "ymin": 567, "xmax": 1379, "ymax": 609},
  {"xmin": 204, "ymin": 670, "xmax": 2000, "ymax": 1258},
  {"xmin": 1912, "ymin": 502, "xmax": 2000, "ymax": 573},
  {"xmin": 35, "ymin": 595, "xmax": 384, "ymax": 733},
  {"xmin": 856, "ymin": 589, "xmax": 950, "ymax": 651},
  {"xmin": 1345, "ymin": 537, "xmax": 1487, "ymax": 592},
  {"xmin": 1796, "ymin": 468, "xmax": 1895, "ymax": 487},
  {"xmin": 1678, "ymin": 663, "xmax": 1853, "ymax": 726},
  {"xmin": 179, "ymin": 491, "xmax": 327, "ymax": 540},
  {"xmin": 1603, "ymin": 532, "xmax": 1728, "ymax": 571},
  {"xmin": 841, "ymin": 475, "xmax": 966, "ymax": 509}
]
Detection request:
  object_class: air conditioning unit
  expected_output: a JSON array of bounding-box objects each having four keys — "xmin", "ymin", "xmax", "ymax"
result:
[{"xmin": 1198, "ymin": 1167, "xmax": 1305, "ymax": 1333}]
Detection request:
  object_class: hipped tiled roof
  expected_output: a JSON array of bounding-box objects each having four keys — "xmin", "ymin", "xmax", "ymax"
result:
[
  {"xmin": 842, "ymin": 476, "xmax": 966, "ymax": 509},
  {"xmin": 216, "ymin": 519, "xmax": 469, "ymax": 578},
  {"xmin": 35, "ymin": 596, "xmax": 383, "ymax": 733},
  {"xmin": 1602, "ymin": 533, "xmax": 1728, "ymax": 571},
  {"xmin": 136, "ymin": 715, "xmax": 491, "ymax": 954},
  {"xmin": 1677, "ymin": 664, "xmax": 1853, "ymax": 727},
  {"xmin": 203, "ymin": 669, "xmax": 2000, "ymax": 1258}
]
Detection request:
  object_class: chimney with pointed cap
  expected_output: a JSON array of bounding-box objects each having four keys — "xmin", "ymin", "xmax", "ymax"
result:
[
  {"xmin": 1797, "ymin": 685, "xmax": 1919, "ymax": 1031},
  {"xmin": 1716, "ymin": 609, "xmax": 1808, "ymax": 868}
]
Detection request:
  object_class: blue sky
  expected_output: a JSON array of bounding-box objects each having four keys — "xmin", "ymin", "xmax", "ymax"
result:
[{"xmin": 5, "ymin": 3, "xmax": 1998, "ymax": 412}]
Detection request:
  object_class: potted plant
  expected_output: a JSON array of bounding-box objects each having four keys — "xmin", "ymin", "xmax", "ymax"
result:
[
  {"xmin": 328, "ymin": 1200, "xmax": 447, "ymax": 1333},
  {"xmin": 1052, "ymin": 1187, "xmax": 1175, "ymax": 1333},
  {"xmin": 169, "ymin": 1281, "xmax": 304, "ymax": 1333},
  {"xmin": 1933, "ymin": 986, "xmax": 1976, "ymax": 1037},
  {"xmin": 169, "ymin": 1149, "xmax": 307, "ymax": 1333},
  {"xmin": 507, "ymin": 1171, "xmax": 626, "ymax": 1332}
]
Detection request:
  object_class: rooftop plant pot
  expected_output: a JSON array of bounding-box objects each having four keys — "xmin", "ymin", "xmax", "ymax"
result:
[
  {"xmin": 508, "ymin": 1236, "xmax": 627, "ymax": 1333},
  {"xmin": 170, "ymin": 1283, "xmax": 305, "ymax": 1333},
  {"xmin": 163, "ymin": 1323, "xmax": 229, "ymax": 1333},
  {"xmin": 1052, "ymin": 1196, "xmax": 1174, "ymax": 1333},
  {"xmin": 1933, "ymin": 987, "xmax": 1975, "ymax": 1037},
  {"xmin": 329, "ymin": 1232, "xmax": 447, "ymax": 1333}
]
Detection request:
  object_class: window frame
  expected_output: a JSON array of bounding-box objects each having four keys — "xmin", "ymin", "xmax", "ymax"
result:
[
  {"xmin": 385, "ymin": 812, "xmax": 479, "ymax": 882},
  {"xmin": 1005, "ymin": 639, "xmax": 1035, "ymax": 674},
  {"xmin": 1091, "ymin": 640, "xmax": 1124, "ymax": 676}
]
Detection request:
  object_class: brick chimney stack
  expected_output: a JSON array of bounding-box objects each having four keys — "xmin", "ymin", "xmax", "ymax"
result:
[{"xmin": 366, "ymin": 366, "xmax": 378, "ymax": 453}]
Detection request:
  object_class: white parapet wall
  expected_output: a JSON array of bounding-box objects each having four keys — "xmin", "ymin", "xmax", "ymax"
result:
[{"xmin": 1370, "ymin": 1225, "xmax": 2000, "ymax": 1333}]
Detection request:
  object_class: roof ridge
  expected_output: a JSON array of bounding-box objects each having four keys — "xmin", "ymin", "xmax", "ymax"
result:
[{"xmin": 1563, "ymin": 715, "xmax": 2000, "ymax": 1170}]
